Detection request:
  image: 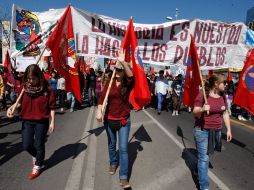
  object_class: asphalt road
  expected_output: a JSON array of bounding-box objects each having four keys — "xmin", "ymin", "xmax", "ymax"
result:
[{"xmin": 0, "ymin": 106, "xmax": 253, "ymax": 190}]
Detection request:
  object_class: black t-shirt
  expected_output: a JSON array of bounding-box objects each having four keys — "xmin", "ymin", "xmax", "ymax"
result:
[{"xmin": 87, "ymin": 74, "xmax": 96, "ymax": 88}]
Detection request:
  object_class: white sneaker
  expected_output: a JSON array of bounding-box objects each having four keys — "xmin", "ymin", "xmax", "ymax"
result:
[
  {"xmin": 241, "ymin": 117, "xmax": 247, "ymax": 121},
  {"xmin": 176, "ymin": 111, "xmax": 179, "ymax": 116},
  {"xmin": 238, "ymin": 115, "xmax": 242, "ymax": 120},
  {"xmin": 172, "ymin": 110, "xmax": 176, "ymax": 116}
]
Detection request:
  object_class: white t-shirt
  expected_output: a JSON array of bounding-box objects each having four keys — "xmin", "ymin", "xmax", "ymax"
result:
[
  {"xmin": 155, "ymin": 77, "xmax": 169, "ymax": 95},
  {"xmin": 57, "ymin": 77, "xmax": 65, "ymax": 90}
]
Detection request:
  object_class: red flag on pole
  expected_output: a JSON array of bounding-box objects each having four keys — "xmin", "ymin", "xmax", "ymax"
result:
[
  {"xmin": 182, "ymin": 35, "xmax": 201, "ymax": 108},
  {"xmin": 46, "ymin": 5, "xmax": 81, "ymax": 102},
  {"xmin": 121, "ymin": 18, "xmax": 151, "ymax": 110},
  {"xmin": 4, "ymin": 50, "xmax": 11, "ymax": 71},
  {"xmin": 151, "ymin": 67, "xmax": 155, "ymax": 75},
  {"xmin": 208, "ymin": 70, "xmax": 213, "ymax": 78},
  {"xmin": 233, "ymin": 49, "xmax": 254, "ymax": 115},
  {"xmin": 227, "ymin": 69, "xmax": 233, "ymax": 82}
]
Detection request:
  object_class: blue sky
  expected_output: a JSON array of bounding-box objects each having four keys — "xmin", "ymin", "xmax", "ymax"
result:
[{"xmin": 0, "ymin": 0, "xmax": 253, "ymax": 23}]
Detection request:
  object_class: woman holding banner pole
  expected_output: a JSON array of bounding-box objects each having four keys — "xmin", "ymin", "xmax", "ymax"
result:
[
  {"xmin": 193, "ymin": 74, "xmax": 232, "ymax": 190},
  {"xmin": 96, "ymin": 49, "xmax": 134, "ymax": 189},
  {"xmin": 7, "ymin": 64, "xmax": 55, "ymax": 180}
]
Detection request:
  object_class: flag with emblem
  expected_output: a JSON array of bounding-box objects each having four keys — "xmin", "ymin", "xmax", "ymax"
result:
[
  {"xmin": 46, "ymin": 5, "xmax": 81, "ymax": 102},
  {"xmin": 182, "ymin": 35, "xmax": 201, "ymax": 108},
  {"xmin": 121, "ymin": 18, "xmax": 151, "ymax": 110},
  {"xmin": 234, "ymin": 49, "xmax": 254, "ymax": 115}
]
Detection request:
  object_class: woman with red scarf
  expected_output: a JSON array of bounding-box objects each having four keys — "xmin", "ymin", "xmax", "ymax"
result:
[{"xmin": 7, "ymin": 64, "xmax": 55, "ymax": 180}]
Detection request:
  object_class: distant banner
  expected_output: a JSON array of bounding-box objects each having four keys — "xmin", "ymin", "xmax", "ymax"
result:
[
  {"xmin": 10, "ymin": 5, "xmax": 252, "ymax": 71},
  {"xmin": 73, "ymin": 8, "xmax": 250, "ymax": 70}
]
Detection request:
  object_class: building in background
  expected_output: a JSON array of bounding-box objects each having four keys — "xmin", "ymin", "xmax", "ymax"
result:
[{"xmin": 246, "ymin": 7, "xmax": 254, "ymax": 30}]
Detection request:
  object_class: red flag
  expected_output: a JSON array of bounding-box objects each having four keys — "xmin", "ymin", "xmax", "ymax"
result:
[
  {"xmin": 4, "ymin": 50, "xmax": 11, "ymax": 71},
  {"xmin": 151, "ymin": 67, "xmax": 155, "ymax": 75},
  {"xmin": 46, "ymin": 5, "xmax": 81, "ymax": 102},
  {"xmin": 182, "ymin": 35, "xmax": 201, "ymax": 108},
  {"xmin": 44, "ymin": 56, "xmax": 52, "ymax": 73},
  {"xmin": 227, "ymin": 69, "xmax": 232, "ymax": 82},
  {"xmin": 121, "ymin": 18, "xmax": 151, "ymax": 110},
  {"xmin": 208, "ymin": 70, "xmax": 213, "ymax": 78},
  {"xmin": 233, "ymin": 49, "xmax": 254, "ymax": 115}
]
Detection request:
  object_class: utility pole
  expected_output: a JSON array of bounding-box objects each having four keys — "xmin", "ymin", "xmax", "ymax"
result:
[{"xmin": 175, "ymin": 8, "xmax": 179, "ymax": 20}]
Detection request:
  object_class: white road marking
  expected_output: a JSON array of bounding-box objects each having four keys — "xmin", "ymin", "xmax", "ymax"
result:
[
  {"xmin": 135, "ymin": 159, "xmax": 188, "ymax": 190},
  {"xmin": 82, "ymin": 114, "xmax": 98, "ymax": 190},
  {"xmin": 65, "ymin": 107, "xmax": 95, "ymax": 190}
]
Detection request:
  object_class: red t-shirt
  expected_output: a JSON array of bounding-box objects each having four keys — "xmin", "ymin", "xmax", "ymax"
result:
[
  {"xmin": 20, "ymin": 88, "xmax": 55, "ymax": 120},
  {"xmin": 98, "ymin": 77, "xmax": 134, "ymax": 120},
  {"xmin": 194, "ymin": 91, "xmax": 226, "ymax": 129}
]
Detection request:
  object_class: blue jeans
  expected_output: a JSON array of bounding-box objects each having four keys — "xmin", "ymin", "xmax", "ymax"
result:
[
  {"xmin": 157, "ymin": 93, "xmax": 166, "ymax": 111},
  {"xmin": 194, "ymin": 128, "xmax": 209, "ymax": 190},
  {"xmin": 10, "ymin": 91, "xmax": 17, "ymax": 103},
  {"xmin": 104, "ymin": 117, "xmax": 131, "ymax": 180},
  {"xmin": 67, "ymin": 92, "xmax": 75, "ymax": 109}
]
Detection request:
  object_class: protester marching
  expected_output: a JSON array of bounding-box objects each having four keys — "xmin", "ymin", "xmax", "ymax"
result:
[{"xmin": 1, "ymin": 1, "xmax": 254, "ymax": 190}]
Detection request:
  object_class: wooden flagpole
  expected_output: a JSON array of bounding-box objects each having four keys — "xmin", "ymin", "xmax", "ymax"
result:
[
  {"xmin": 10, "ymin": 46, "xmax": 47, "ymax": 115},
  {"xmin": 101, "ymin": 69, "xmax": 116, "ymax": 117},
  {"xmin": 196, "ymin": 60, "xmax": 209, "ymax": 114}
]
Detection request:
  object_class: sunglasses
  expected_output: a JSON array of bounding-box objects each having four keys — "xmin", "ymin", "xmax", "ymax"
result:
[{"xmin": 116, "ymin": 68, "xmax": 124, "ymax": 72}]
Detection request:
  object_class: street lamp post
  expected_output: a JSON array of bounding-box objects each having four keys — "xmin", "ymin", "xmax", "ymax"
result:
[{"xmin": 175, "ymin": 8, "xmax": 179, "ymax": 20}]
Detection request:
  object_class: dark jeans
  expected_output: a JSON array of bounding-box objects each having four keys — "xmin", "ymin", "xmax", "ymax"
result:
[
  {"xmin": 22, "ymin": 120, "xmax": 49, "ymax": 167},
  {"xmin": 58, "ymin": 89, "xmax": 66, "ymax": 108},
  {"xmin": 88, "ymin": 87, "xmax": 96, "ymax": 105},
  {"xmin": 172, "ymin": 96, "xmax": 181, "ymax": 111},
  {"xmin": 1, "ymin": 94, "xmax": 7, "ymax": 109}
]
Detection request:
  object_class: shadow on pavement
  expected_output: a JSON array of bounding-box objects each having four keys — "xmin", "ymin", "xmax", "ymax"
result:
[
  {"xmin": 128, "ymin": 125, "xmax": 152, "ymax": 180},
  {"xmin": 76, "ymin": 126, "xmax": 105, "ymax": 143},
  {"xmin": 44, "ymin": 143, "xmax": 87, "ymax": 171},
  {"xmin": 221, "ymin": 133, "xmax": 254, "ymax": 157},
  {"xmin": 0, "ymin": 129, "xmax": 21, "ymax": 140},
  {"xmin": 0, "ymin": 141, "xmax": 23, "ymax": 166},
  {"xmin": 177, "ymin": 125, "xmax": 214, "ymax": 189},
  {"xmin": 0, "ymin": 115, "xmax": 21, "ymax": 128},
  {"xmin": 182, "ymin": 148, "xmax": 200, "ymax": 189},
  {"xmin": 88, "ymin": 126, "xmax": 105, "ymax": 137}
]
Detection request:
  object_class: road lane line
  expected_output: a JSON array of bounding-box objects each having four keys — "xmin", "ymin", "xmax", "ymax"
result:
[
  {"xmin": 135, "ymin": 159, "xmax": 188, "ymax": 190},
  {"xmin": 65, "ymin": 107, "xmax": 95, "ymax": 190},
  {"xmin": 131, "ymin": 120, "xmax": 154, "ymax": 128},
  {"xmin": 82, "ymin": 113, "xmax": 98, "ymax": 190},
  {"xmin": 230, "ymin": 118, "xmax": 254, "ymax": 130},
  {"xmin": 143, "ymin": 109, "xmax": 230, "ymax": 190}
]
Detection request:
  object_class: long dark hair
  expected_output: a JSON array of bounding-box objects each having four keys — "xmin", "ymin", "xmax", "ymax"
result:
[
  {"xmin": 23, "ymin": 64, "xmax": 48, "ymax": 91},
  {"xmin": 120, "ymin": 76, "xmax": 129, "ymax": 101}
]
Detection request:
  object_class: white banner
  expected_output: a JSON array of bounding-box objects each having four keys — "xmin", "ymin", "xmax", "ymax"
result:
[
  {"xmin": 10, "ymin": 4, "xmax": 64, "ymax": 58},
  {"xmin": 73, "ymin": 8, "xmax": 250, "ymax": 70},
  {"xmin": 10, "ymin": 5, "xmax": 252, "ymax": 71}
]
